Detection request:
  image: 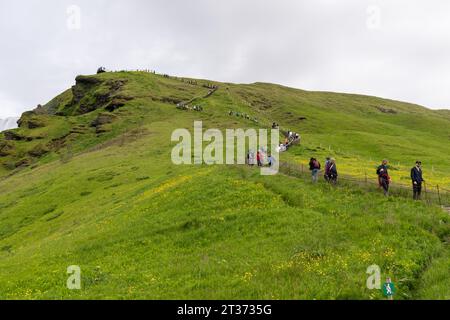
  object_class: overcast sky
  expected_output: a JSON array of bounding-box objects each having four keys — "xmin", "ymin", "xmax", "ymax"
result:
[{"xmin": 1, "ymin": 0, "xmax": 449, "ymax": 118}]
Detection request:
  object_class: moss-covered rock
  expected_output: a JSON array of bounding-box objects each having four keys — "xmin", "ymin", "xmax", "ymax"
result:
[
  {"xmin": 3, "ymin": 130, "xmax": 26, "ymax": 141},
  {"xmin": 28, "ymin": 144, "xmax": 50, "ymax": 157},
  {"xmin": 91, "ymin": 113, "xmax": 117, "ymax": 128},
  {"xmin": 17, "ymin": 113, "xmax": 46, "ymax": 129},
  {"xmin": 0, "ymin": 141, "xmax": 14, "ymax": 157},
  {"xmin": 14, "ymin": 158, "xmax": 32, "ymax": 168}
]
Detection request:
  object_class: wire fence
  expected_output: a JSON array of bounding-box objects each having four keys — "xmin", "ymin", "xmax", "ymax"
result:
[{"xmin": 278, "ymin": 161, "xmax": 450, "ymax": 208}]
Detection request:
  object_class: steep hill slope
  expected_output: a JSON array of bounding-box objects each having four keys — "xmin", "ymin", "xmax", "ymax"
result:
[
  {"xmin": 2, "ymin": 72, "xmax": 450, "ymax": 186},
  {"xmin": 0, "ymin": 71, "xmax": 449, "ymax": 299}
]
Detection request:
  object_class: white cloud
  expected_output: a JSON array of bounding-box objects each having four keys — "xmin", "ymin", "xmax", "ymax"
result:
[
  {"xmin": 0, "ymin": 91, "xmax": 25, "ymax": 118},
  {"xmin": 0, "ymin": 0, "xmax": 449, "ymax": 117}
]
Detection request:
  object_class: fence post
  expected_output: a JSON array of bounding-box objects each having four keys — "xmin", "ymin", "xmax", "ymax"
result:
[
  {"xmin": 437, "ymin": 185, "xmax": 442, "ymax": 206},
  {"xmin": 423, "ymin": 182, "xmax": 429, "ymax": 205}
]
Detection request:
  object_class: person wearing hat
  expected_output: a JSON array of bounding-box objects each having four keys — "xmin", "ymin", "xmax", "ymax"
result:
[
  {"xmin": 324, "ymin": 157, "xmax": 331, "ymax": 181},
  {"xmin": 377, "ymin": 159, "xmax": 391, "ymax": 196},
  {"xmin": 411, "ymin": 161, "xmax": 425, "ymax": 200},
  {"xmin": 327, "ymin": 158, "xmax": 338, "ymax": 184}
]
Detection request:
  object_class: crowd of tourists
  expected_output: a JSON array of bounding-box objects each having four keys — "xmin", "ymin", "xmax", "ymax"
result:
[
  {"xmin": 176, "ymin": 104, "xmax": 203, "ymax": 112},
  {"xmin": 307, "ymin": 157, "xmax": 425, "ymax": 200},
  {"xmin": 246, "ymin": 149, "xmax": 276, "ymax": 168},
  {"xmin": 229, "ymin": 111, "xmax": 259, "ymax": 124}
]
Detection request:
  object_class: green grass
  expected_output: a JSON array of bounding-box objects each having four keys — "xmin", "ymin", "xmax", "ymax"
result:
[{"xmin": 0, "ymin": 71, "xmax": 449, "ymax": 299}]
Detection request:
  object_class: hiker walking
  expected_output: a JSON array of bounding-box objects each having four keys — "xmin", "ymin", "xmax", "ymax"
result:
[
  {"xmin": 267, "ymin": 154, "xmax": 275, "ymax": 167},
  {"xmin": 327, "ymin": 158, "xmax": 338, "ymax": 184},
  {"xmin": 377, "ymin": 159, "xmax": 391, "ymax": 196},
  {"xmin": 411, "ymin": 161, "xmax": 425, "ymax": 200},
  {"xmin": 324, "ymin": 157, "xmax": 331, "ymax": 181},
  {"xmin": 309, "ymin": 158, "xmax": 321, "ymax": 183},
  {"xmin": 248, "ymin": 150, "xmax": 255, "ymax": 166},
  {"xmin": 257, "ymin": 151, "xmax": 263, "ymax": 167}
]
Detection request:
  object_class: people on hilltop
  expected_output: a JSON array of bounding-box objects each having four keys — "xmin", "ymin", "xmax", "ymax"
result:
[
  {"xmin": 97, "ymin": 66, "xmax": 106, "ymax": 74},
  {"xmin": 176, "ymin": 104, "xmax": 203, "ymax": 112},
  {"xmin": 377, "ymin": 159, "xmax": 391, "ymax": 196},
  {"xmin": 192, "ymin": 105, "xmax": 203, "ymax": 112},
  {"xmin": 309, "ymin": 157, "xmax": 321, "ymax": 183},
  {"xmin": 411, "ymin": 161, "xmax": 425, "ymax": 200},
  {"xmin": 227, "ymin": 110, "xmax": 260, "ymax": 124}
]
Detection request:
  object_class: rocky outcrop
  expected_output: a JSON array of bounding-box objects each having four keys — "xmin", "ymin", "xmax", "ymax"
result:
[
  {"xmin": 14, "ymin": 158, "xmax": 32, "ymax": 168},
  {"xmin": 17, "ymin": 112, "xmax": 46, "ymax": 129},
  {"xmin": 0, "ymin": 141, "xmax": 14, "ymax": 157},
  {"xmin": 3, "ymin": 130, "xmax": 27, "ymax": 141},
  {"xmin": 65, "ymin": 76, "xmax": 130, "ymax": 116},
  {"xmin": 91, "ymin": 112, "xmax": 117, "ymax": 134},
  {"xmin": 28, "ymin": 144, "xmax": 50, "ymax": 157},
  {"xmin": 47, "ymin": 134, "xmax": 70, "ymax": 151},
  {"xmin": 376, "ymin": 106, "xmax": 398, "ymax": 114},
  {"xmin": 105, "ymin": 96, "xmax": 133, "ymax": 112}
]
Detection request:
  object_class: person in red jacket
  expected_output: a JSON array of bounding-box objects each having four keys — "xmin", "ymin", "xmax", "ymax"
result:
[{"xmin": 257, "ymin": 151, "xmax": 262, "ymax": 167}]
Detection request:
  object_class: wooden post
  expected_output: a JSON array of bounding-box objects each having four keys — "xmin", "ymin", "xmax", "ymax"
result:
[
  {"xmin": 437, "ymin": 185, "xmax": 442, "ymax": 206},
  {"xmin": 424, "ymin": 182, "xmax": 429, "ymax": 205}
]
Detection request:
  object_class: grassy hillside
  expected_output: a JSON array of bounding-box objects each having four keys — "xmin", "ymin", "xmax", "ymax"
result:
[{"xmin": 0, "ymin": 71, "xmax": 449, "ymax": 299}]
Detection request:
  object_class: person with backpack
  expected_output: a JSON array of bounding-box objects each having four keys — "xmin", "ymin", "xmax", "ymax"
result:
[
  {"xmin": 324, "ymin": 157, "xmax": 331, "ymax": 181},
  {"xmin": 309, "ymin": 157, "xmax": 321, "ymax": 183},
  {"xmin": 411, "ymin": 161, "xmax": 425, "ymax": 200},
  {"xmin": 327, "ymin": 158, "xmax": 338, "ymax": 184},
  {"xmin": 377, "ymin": 159, "xmax": 391, "ymax": 196}
]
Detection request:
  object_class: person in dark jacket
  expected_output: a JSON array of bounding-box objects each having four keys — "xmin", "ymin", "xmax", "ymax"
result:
[
  {"xmin": 327, "ymin": 158, "xmax": 338, "ymax": 184},
  {"xmin": 309, "ymin": 158, "xmax": 321, "ymax": 183},
  {"xmin": 377, "ymin": 159, "xmax": 390, "ymax": 196},
  {"xmin": 411, "ymin": 161, "xmax": 425, "ymax": 200},
  {"xmin": 324, "ymin": 157, "xmax": 331, "ymax": 181}
]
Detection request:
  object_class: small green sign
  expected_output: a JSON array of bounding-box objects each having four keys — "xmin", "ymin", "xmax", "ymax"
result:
[{"xmin": 382, "ymin": 281, "xmax": 396, "ymax": 297}]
